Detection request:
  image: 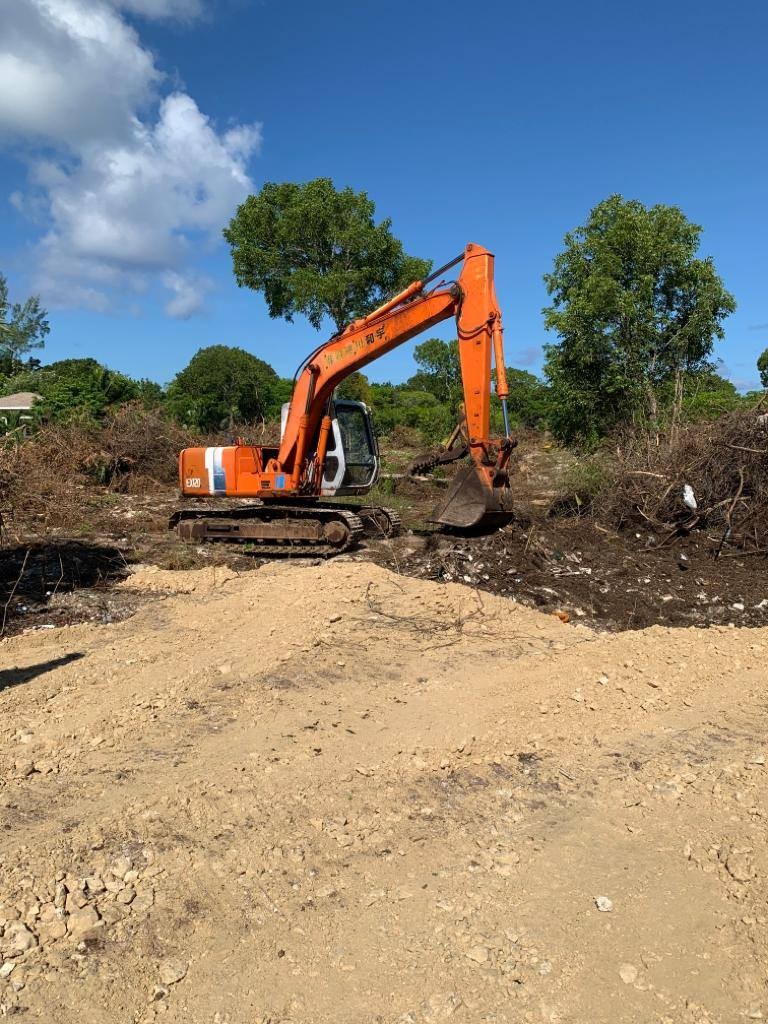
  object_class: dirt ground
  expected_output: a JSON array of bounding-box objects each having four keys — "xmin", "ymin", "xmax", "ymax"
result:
[
  {"xmin": 3, "ymin": 432, "xmax": 767, "ymax": 637},
  {"xmin": 2, "ymin": 558, "xmax": 768, "ymax": 1023},
  {"xmin": 365, "ymin": 440, "xmax": 768, "ymax": 632},
  {"xmin": 368, "ymin": 515, "xmax": 768, "ymax": 631}
]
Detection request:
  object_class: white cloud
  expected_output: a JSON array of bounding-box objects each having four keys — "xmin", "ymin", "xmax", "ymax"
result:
[
  {"xmin": 0, "ymin": 0, "xmax": 260, "ymax": 317},
  {"xmin": 38, "ymin": 93, "xmax": 260, "ymax": 270},
  {"xmin": 0, "ymin": 1, "xmax": 160, "ymax": 147},
  {"xmin": 162, "ymin": 270, "xmax": 213, "ymax": 319}
]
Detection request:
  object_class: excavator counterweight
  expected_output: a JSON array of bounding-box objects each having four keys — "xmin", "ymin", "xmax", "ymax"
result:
[{"xmin": 175, "ymin": 243, "xmax": 516, "ymax": 554}]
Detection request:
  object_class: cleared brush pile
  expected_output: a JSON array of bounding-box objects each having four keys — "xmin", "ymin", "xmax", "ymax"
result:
[
  {"xmin": 2, "ymin": 403, "xmax": 195, "ymax": 507},
  {"xmin": 0, "ymin": 404, "xmax": 220, "ymax": 536},
  {"xmin": 0, "ymin": 404, "xmax": 284, "ymax": 534},
  {"xmin": 597, "ymin": 406, "xmax": 768, "ymax": 554}
]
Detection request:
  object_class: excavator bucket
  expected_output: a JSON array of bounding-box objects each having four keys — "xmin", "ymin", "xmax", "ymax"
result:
[{"xmin": 429, "ymin": 463, "xmax": 514, "ymax": 531}]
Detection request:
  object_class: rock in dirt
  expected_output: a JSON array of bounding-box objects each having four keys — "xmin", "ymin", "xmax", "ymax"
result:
[
  {"xmin": 159, "ymin": 959, "xmax": 187, "ymax": 986},
  {"xmin": 37, "ymin": 918, "xmax": 67, "ymax": 944},
  {"xmin": 2, "ymin": 923, "xmax": 37, "ymax": 956},
  {"xmin": 111, "ymin": 856, "xmax": 132, "ymax": 879},
  {"xmin": 726, "ymin": 851, "xmax": 754, "ymax": 883},
  {"xmin": 619, "ymin": 963, "xmax": 638, "ymax": 985},
  {"xmin": 66, "ymin": 906, "xmax": 102, "ymax": 938},
  {"xmin": 53, "ymin": 882, "xmax": 67, "ymax": 910}
]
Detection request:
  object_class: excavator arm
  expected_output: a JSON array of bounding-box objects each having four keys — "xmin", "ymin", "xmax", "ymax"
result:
[{"xmin": 275, "ymin": 243, "xmax": 514, "ymax": 524}]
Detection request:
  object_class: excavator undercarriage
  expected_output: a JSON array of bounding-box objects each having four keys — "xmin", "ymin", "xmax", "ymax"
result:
[{"xmin": 170, "ymin": 502, "xmax": 401, "ymax": 557}]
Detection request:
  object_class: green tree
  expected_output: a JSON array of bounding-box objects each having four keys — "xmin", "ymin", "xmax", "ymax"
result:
[
  {"xmin": 758, "ymin": 348, "xmax": 768, "ymax": 389},
  {"xmin": 505, "ymin": 368, "xmax": 551, "ymax": 428},
  {"xmin": 368, "ymin": 382, "xmax": 454, "ymax": 440},
  {"xmin": 407, "ymin": 337, "xmax": 550, "ymax": 430},
  {"xmin": 273, "ymin": 376, "xmax": 295, "ymax": 413},
  {"xmin": 167, "ymin": 345, "xmax": 283, "ymax": 430},
  {"xmin": 677, "ymin": 367, "xmax": 741, "ymax": 421},
  {"xmin": 335, "ymin": 371, "xmax": 372, "ymax": 404},
  {"xmin": 2, "ymin": 358, "xmax": 139, "ymax": 421},
  {"xmin": 543, "ymin": 195, "xmax": 736, "ymax": 444},
  {"xmin": 410, "ymin": 338, "xmax": 461, "ymax": 409},
  {"xmin": 224, "ymin": 178, "xmax": 431, "ymax": 332},
  {"xmin": 135, "ymin": 378, "xmax": 166, "ymax": 408},
  {"xmin": 0, "ymin": 273, "xmax": 50, "ymax": 375}
]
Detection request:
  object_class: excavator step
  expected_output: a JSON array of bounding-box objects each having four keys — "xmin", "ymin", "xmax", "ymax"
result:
[{"xmin": 170, "ymin": 504, "xmax": 364, "ymax": 557}]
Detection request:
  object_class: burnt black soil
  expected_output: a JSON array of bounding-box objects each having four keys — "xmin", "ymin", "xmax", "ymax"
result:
[
  {"xmin": 0, "ymin": 540, "xmax": 144, "ymax": 635},
  {"xmin": 368, "ymin": 518, "xmax": 768, "ymax": 631}
]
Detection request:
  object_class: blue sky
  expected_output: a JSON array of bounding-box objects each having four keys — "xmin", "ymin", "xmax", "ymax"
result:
[{"xmin": 1, "ymin": 0, "xmax": 766, "ymax": 389}]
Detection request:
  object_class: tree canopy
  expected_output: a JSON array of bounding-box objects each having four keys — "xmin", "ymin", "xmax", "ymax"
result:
[
  {"xmin": 758, "ymin": 348, "xmax": 768, "ymax": 389},
  {"xmin": 223, "ymin": 178, "xmax": 431, "ymax": 332},
  {"xmin": 543, "ymin": 195, "xmax": 736, "ymax": 444},
  {"xmin": 410, "ymin": 338, "xmax": 462, "ymax": 411},
  {"xmin": 166, "ymin": 345, "xmax": 289, "ymax": 430},
  {"xmin": 0, "ymin": 273, "xmax": 50, "ymax": 376},
  {"xmin": 675, "ymin": 367, "xmax": 741, "ymax": 421},
  {"xmin": 335, "ymin": 371, "xmax": 373, "ymax": 404}
]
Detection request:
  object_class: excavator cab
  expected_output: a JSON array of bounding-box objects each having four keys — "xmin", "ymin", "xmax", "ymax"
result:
[{"xmin": 280, "ymin": 399, "xmax": 379, "ymax": 497}]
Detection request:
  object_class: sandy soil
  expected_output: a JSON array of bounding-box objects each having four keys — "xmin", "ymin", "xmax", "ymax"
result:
[{"xmin": 2, "ymin": 559, "xmax": 768, "ymax": 1022}]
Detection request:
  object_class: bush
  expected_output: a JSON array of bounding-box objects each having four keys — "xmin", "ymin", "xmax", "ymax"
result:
[
  {"xmin": 1, "ymin": 403, "xmax": 198, "ymax": 500},
  {"xmin": 381, "ymin": 423, "xmax": 424, "ymax": 450},
  {"xmin": 2, "ymin": 358, "xmax": 140, "ymax": 422},
  {"xmin": 594, "ymin": 404, "xmax": 768, "ymax": 552},
  {"xmin": 166, "ymin": 345, "xmax": 286, "ymax": 429},
  {"xmin": 552, "ymin": 454, "xmax": 612, "ymax": 515},
  {"xmin": 0, "ymin": 404, "xmax": 228, "ymax": 539}
]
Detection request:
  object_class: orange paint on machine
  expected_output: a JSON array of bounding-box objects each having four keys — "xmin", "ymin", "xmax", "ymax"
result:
[{"xmin": 171, "ymin": 244, "xmax": 518, "ymax": 553}]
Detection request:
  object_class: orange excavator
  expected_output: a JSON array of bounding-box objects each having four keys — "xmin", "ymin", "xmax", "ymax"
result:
[{"xmin": 172, "ymin": 242, "xmax": 516, "ymax": 555}]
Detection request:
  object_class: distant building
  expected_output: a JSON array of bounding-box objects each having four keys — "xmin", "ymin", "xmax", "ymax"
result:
[
  {"xmin": 0, "ymin": 391, "xmax": 42, "ymax": 431},
  {"xmin": 0, "ymin": 392, "xmax": 42, "ymax": 413}
]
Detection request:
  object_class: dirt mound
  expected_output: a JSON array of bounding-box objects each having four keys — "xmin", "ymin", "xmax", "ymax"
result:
[
  {"xmin": 119, "ymin": 563, "xmax": 241, "ymax": 594},
  {"xmin": 2, "ymin": 560, "xmax": 768, "ymax": 1022}
]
